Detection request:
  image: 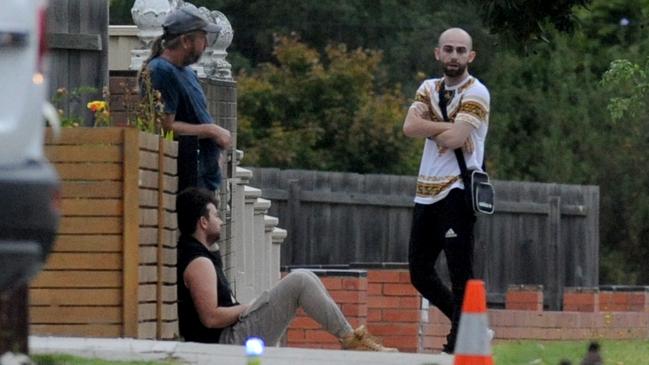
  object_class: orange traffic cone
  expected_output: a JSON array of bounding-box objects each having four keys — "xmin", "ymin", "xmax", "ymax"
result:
[{"xmin": 453, "ymin": 279, "xmax": 493, "ymax": 365}]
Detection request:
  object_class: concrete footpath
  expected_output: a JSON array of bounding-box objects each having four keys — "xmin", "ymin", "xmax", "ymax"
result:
[{"xmin": 30, "ymin": 336, "xmax": 453, "ymax": 365}]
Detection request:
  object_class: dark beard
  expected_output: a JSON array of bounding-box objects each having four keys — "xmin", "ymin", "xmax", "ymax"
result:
[
  {"xmin": 444, "ymin": 63, "xmax": 466, "ymax": 77},
  {"xmin": 183, "ymin": 49, "xmax": 203, "ymax": 66}
]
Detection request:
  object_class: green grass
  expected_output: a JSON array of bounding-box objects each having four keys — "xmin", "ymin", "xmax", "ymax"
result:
[
  {"xmin": 493, "ymin": 340, "xmax": 649, "ymax": 365},
  {"xmin": 31, "ymin": 354, "xmax": 176, "ymax": 365}
]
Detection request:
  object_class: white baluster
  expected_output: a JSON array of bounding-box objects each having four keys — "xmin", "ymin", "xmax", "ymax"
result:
[{"xmin": 271, "ymin": 228, "xmax": 287, "ymax": 287}]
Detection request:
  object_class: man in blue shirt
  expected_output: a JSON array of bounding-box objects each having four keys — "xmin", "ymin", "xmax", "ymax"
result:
[{"xmin": 144, "ymin": 5, "xmax": 231, "ymax": 191}]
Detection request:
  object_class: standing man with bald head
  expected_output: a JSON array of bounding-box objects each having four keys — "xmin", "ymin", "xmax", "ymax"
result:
[{"xmin": 403, "ymin": 27, "xmax": 491, "ymax": 354}]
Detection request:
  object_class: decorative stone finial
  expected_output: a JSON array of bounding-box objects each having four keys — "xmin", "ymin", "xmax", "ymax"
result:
[
  {"xmin": 196, "ymin": 8, "xmax": 234, "ymax": 80},
  {"xmin": 129, "ymin": 0, "xmax": 173, "ymax": 71}
]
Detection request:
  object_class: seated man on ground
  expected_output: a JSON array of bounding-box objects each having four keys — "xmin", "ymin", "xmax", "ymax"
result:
[{"xmin": 176, "ymin": 187, "xmax": 396, "ymax": 352}]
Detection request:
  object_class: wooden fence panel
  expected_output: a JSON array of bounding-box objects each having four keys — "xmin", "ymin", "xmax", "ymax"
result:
[
  {"xmin": 44, "ymin": 253, "xmax": 122, "ymax": 270},
  {"xmin": 53, "ymin": 234, "xmax": 121, "ymax": 252},
  {"xmin": 32, "ymin": 129, "xmax": 126, "ymax": 337},
  {"xmin": 31, "ymin": 306, "xmax": 121, "ymax": 324},
  {"xmin": 31, "ymin": 271, "xmax": 122, "ymax": 288},
  {"xmin": 30, "ymin": 288, "xmax": 121, "ymax": 306},
  {"xmin": 31, "ymin": 324, "xmax": 121, "ymax": 337},
  {"xmin": 31, "ymin": 128, "xmax": 178, "ymax": 339},
  {"xmin": 136, "ymin": 134, "xmax": 179, "ymax": 339},
  {"xmin": 47, "ymin": 0, "xmax": 109, "ymax": 126},
  {"xmin": 248, "ymin": 168, "xmax": 599, "ymax": 309}
]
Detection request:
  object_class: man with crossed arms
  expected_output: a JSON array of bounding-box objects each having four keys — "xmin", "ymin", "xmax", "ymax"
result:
[{"xmin": 403, "ymin": 27, "xmax": 491, "ymax": 354}]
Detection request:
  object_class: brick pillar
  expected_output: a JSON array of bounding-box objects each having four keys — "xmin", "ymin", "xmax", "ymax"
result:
[
  {"xmin": 108, "ymin": 70, "xmax": 138, "ymax": 127},
  {"xmin": 563, "ymin": 287, "xmax": 599, "ymax": 312},
  {"xmin": 629, "ymin": 288, "xmax": 649, "ymax": 312},
  {"xmin": 362, "ymin": 264, "xmax": 420, "ymax": 353},
  {"xmin": 506, "ymin": 284, "xmax": 544, "ymax": 311},
  {"xmin": 600, "ymin": 286, "xmax": 649, "ymax": 312}
]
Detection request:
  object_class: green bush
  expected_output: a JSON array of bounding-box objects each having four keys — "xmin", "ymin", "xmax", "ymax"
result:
[{"xmin": 237, "ymin": 35, "xmax": 421, "ymax": 174}]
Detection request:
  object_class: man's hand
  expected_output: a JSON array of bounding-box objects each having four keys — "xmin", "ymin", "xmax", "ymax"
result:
[
  {"xmin": 238, "ymin": 303, "xmax": 250, "ymax": 317},
  {"xmin": 403, "ymin": 105, "xmax": 451, "ymax": 138},
  {"xmin": 163, "ymin": 113, "xmax": 232, "ymax": 149},
  {"xmin": 204, "ymin": 124, "xmax": 232, "ymax": 149}
]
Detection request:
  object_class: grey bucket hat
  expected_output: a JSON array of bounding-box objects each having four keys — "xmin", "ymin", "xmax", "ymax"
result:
[{"xmin": 162, "ymin": 5, "xmax": 221, "ymax": 36}]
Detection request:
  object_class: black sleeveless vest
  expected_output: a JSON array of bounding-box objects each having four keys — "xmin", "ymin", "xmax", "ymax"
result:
[{"xmin": 177, "ymin": 235, "xmax": 237, "ymax": 343}]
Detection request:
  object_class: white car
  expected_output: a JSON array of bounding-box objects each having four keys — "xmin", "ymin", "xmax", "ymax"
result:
[{"xmin": 0, "ymin": 0, "xmax": 59, "ymax": 291}]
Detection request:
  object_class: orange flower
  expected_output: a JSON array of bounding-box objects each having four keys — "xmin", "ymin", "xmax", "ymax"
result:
[{"xmin": 87, "ymin": 100, "xmax": 107, "ymax": 112}]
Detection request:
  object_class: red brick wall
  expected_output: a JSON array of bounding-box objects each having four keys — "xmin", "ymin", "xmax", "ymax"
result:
[
  {"xmin": 283, "ymin": 269, "xmax": 649, "ymax": 353},
  {"xmin": 366, "ymin": 270, "xmax": 420, "ymax": 352},
  {"xmin": 600, "ymin": 290, "xmax": 649, "ymax": 312},
  {"xmin": 506, "ymin": 285, "xmax": 544, "ymax": 311},
  {"xmin": 564, "ymin": 287, "xmax": 600, "ymax": 312},
  {"xmin": 285, "ymin": 271, "xmax": 367, "ymax": 350},
  {"xmin": 108, "ymin": 71, "xmax": 138, "ymax": 127}
]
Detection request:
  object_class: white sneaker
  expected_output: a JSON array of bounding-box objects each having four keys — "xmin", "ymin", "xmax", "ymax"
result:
[{"xmin": 487, "ymin": 328, "xmax": 495, "ymax": 341}]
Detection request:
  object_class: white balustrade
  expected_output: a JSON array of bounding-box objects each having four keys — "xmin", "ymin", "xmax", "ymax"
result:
[{"xmin": 229, "ymin": 166, "xmax": 285, "ymax": 304}]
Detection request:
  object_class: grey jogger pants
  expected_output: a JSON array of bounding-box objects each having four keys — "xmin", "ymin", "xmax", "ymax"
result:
[{"xmin": 219, "ymin": 269, "xmax": 353, "ymax": 346}]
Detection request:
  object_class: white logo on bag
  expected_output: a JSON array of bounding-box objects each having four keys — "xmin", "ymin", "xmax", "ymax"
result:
[{"xmin": 445, "ymin": 228, "xmax": 457, "ymax": 238}]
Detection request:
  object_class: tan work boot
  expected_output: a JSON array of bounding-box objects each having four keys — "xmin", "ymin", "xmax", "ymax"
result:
[{"xmin": 340, "ymin": 325, "xmax": 398, "ymax": 352}]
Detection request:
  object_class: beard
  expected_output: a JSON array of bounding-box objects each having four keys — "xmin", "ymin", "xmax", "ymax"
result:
[
  {"xmin": 443, "ymin": 63, "xmax": 467, "ymax": 77},
  {"xmin": 183, "ymin": 47, "xmax": 203, "ymax": 66}
]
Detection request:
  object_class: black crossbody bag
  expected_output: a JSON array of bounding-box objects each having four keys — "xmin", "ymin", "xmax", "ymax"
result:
[{"xmin": 437, "ymin": 82, "xmax": 495, "ymax": 215}]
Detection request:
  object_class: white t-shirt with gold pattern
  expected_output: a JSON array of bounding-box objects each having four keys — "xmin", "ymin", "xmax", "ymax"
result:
[{"xmin": 409, "ymin": 75, "xmax": 490, "ymax": 205}]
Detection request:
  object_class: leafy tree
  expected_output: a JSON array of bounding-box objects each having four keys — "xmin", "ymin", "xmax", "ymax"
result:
[
  {"xmin": 177, "ymin": 0, "xmax": 495, "ymax": 90},
  {"xmin": 110, "ymin": 0, "xmax": 598, "ymax": 78},
  {"xmin": 575, "ymin": 0, "xmax": 649, "ymax": 52},
  {"xmin": 109, "ymin": 0, "xmax": 134, "ymax": 25},
  {"xmin": 597, "ymin": 58, "xmax": 649, "ymax": 284},
  {"xmin": 468, "ymin": 0, "xmax": 591, "ymax": 49},
  {"xmin": 484, "ymin": 30, "xmax": 607, "ymax": 183},
  {"xmin": 484, "ymin": 0, "xmax": 649, "ymax": 284},
  {"xmin": 237, "ymin": 36, "xmax": 421, "ymax": 174}
]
